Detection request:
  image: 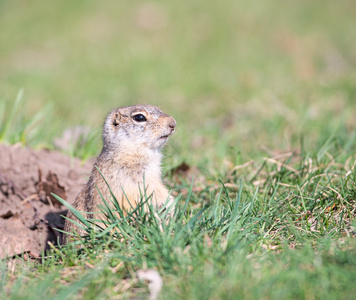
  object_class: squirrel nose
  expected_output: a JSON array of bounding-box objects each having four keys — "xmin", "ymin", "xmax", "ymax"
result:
[{"xmin": 168, "ymin": 118, "xmax": 176, "ymax": 131}]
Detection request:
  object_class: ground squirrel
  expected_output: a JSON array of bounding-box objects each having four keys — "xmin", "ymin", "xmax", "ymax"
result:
[{"xmin": 63, "ymin": 105, "xmax": 176, "ymax": 244}]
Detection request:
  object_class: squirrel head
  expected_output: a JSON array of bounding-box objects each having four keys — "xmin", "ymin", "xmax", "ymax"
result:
[{"xmin": 102, "ymin": 105, "xmax": 176, "ymax": 152}]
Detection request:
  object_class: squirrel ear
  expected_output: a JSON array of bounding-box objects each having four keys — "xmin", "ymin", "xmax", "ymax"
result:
[{"xmin": 112, "ymin": 113, "xmax": 121, "ymax": 127}]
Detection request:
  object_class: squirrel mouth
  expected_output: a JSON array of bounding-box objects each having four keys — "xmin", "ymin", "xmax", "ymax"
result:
[{"xmin": 159, "ymin": 133, "xmax": 172, "ymax": 140}]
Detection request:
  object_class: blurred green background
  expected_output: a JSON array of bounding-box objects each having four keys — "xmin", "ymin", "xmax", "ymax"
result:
[{"xmin": 1, "ymin": 0, "xmax": 355, "ymax": 165}]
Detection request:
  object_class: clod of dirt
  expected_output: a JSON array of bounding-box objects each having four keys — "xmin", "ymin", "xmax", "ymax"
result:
[
  {"xmin": 36, "ymin": 169, "xmax": 67, "ymax": 206},
  {"xmin": 168, "ymin": 161, "xmax": 204, "ymax": 191},
  {"xmin": 0, "ymin": 143, "xmax": 92, "ymax": 260},
  {"xmin": 170, "ymin": 162, "xmax": 190, "ymax": 174}
]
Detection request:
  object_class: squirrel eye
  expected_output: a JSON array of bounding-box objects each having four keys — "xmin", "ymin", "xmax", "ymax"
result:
[{"xmin": 132, "ymin": 114, "xmax": 147, "ymax": 122}]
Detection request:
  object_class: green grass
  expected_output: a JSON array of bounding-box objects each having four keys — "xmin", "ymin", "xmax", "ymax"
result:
[
  {"xmin": 1, "ymin": 154, "xmax": 355, "ymax": 299},
  {"xmin": 1, "ymin": 0, "xmax": 356, "ymax": 299}
]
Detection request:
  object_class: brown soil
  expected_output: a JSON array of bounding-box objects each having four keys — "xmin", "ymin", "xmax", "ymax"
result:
[{"xmin": 0, "ymin": 143, "xmax": 92, "ymax": 260}]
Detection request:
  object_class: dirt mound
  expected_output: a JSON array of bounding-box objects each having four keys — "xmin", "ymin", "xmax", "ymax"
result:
[{"xmin": 0, "ymin": 143, "xmax": 92, "ymax": 259}]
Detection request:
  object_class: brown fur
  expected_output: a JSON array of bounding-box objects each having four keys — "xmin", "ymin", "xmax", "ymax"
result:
[{"xmin": 63, "ymin": 105, "xmax": 176, "ymax": 244}]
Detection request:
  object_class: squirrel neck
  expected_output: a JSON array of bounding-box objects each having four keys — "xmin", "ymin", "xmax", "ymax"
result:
[{"xmin": 98, "ymin": 143, "xmax": 163, "ymax": 183}]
